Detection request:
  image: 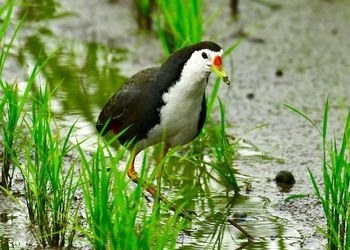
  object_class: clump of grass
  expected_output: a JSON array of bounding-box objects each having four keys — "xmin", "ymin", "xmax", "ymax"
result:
[
  {"xmin": 78, "ymin": 137, "xmax": 184, "ymax": 249},
  {"xmin": 156, "ymin": 0, "xmax": 203, "ymax": 55},
  {"xmin": 286, "ymin": 99, "xmax": 350, "ymax": 249},
  {"xmin": 17, "ymin": 84, "xmax": 80, "ymax": 247},
  {"xmin": 0, "ymin": 80, "xmax": 20, "ymax": 188},
  {"xmin": 205, "ymin": 99, "xmax": 239, "ymax": 191},
  {"xmin": 0, "ymin": 0, "xmax": 26, "ymax": 189}
]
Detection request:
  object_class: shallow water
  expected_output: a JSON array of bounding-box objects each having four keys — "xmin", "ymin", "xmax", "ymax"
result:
[{"xmin": 1, "ymin": 0, "xmax": 350, "ymax": 249}]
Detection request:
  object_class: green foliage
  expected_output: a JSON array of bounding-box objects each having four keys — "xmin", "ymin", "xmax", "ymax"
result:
[
  {"xmin": 206, "ymin": 99, "xmax": 239, "ymax": 191},
  {"xmin": 0, "ymin": 0, "xmax": 23, "ymax": 75},
  {"xmin": 156, "ymin": 0, "xmax": 203, "ymax": 55},
  {"xmin": 1, "ymin": 2, "xmax": 79, "ymax": 246},
  {"xmin": 0, "ymin": 81, "xmax": 20, "ymax": 188},
  {"xmin": 286, "ymin": 99, "xmax": 350, "ymax": 249},
  {"xmin": 18, "ymin": 84, "xmax": 80, "ymax": 247},
  {"xmin": 0, "ymin": 0, "xmax": 27, "ymax": 188},
  {"xmin": 79, "ymin": 138, "xmax": 184, "ymax": 249}
]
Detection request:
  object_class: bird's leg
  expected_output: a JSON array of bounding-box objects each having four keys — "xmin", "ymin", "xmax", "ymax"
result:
[
  {"xmin": 155, "ymin": 143, "xmax": 170, "ymax": 179},
  {"xmin": 127, "ymin": 151, "xmax": 193, "ymax": 219},
  {"xmin": 154, "ymin": 144, "xmax": 170, "ymax": 216}
]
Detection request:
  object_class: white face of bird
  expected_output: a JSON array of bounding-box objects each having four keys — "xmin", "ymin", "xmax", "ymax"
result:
[{"xmin": 185, "ymin": 49, "xmax": 230, "ymax": 85}]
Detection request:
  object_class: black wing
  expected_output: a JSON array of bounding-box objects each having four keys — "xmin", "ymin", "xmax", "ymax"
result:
[{"xmin": 96, "ymin": 67, "xmax": 162, "ymax": 144}]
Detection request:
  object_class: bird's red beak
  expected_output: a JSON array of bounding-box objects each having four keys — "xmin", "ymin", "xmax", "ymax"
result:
[{"xmin": 211, "ymin": 55, "xmax": 230, "ymax": 85}]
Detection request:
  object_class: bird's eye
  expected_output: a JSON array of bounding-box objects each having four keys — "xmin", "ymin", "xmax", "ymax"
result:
[{"xmin": 201, "ymin": 52, "xmax": 208, "ymax": 59}]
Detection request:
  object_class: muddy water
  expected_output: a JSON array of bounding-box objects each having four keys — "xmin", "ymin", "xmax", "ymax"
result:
[{"xmin": 1, "ymin": 0, "xmax": 350, "ymax": 249}]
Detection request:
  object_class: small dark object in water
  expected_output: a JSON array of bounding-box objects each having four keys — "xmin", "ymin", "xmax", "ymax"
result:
[
  {"xmin": 233, "ymin": 211, "xmax": 247, "ymax": 218},
  {"xmin": 0, "ymin": 212, "xmax": 8, "ymax": 223},
  {"xmin": 246, "ymin": 93, "xmax": 254, "ymax": 100},
  {"xmin": 233, "ymin": 211, "xmax": 248, "ymax": 222},
  {"xmin": 275, "ymin": 69, "xmax": 283, "ymax": 77},
  {"xmin": 275, "ymin": 170, "xmax": 295, "ymax": 185},
  {"xmin": 275, "ymin": 171, "xmax": 295, "ymax": 193}
]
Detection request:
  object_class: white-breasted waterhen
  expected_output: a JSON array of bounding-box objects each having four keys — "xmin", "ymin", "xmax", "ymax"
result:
[{"xmin": 96, "ymin": 41, "xmax": 230, "ymax": 218}]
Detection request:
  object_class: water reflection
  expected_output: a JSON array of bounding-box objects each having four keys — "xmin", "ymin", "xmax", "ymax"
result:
[
  {"xmin": 18, "ymin": 0, "xmax": 73, "ymax": 21},
  {"xmin": 16, "ymin": 25, "xmax": 127, "ymax": 147},
  {"xmin": 19, "ymin": 31, "xmax": 127, "ymax": 117},
  {"xmin": 163, "ymin": 155, "xmax": 302, "ymax": 249}
]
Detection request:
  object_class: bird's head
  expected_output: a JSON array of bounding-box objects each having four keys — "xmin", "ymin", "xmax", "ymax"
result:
[
  {"xmin": 161, "ymin": 41, "xmax": 230, "ymax": 87},
  {"xmin": 187, "ymin": 47, "xmax": 230, "ymax": 85}
]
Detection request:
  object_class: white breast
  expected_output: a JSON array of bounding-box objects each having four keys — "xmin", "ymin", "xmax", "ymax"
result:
[
  {"xmin": 137, "ymin": 73, "xmax": 208, "ymax": 151},
  {"xmin": 135, "ymin": 49, "xmax": 215, "ymax": 152}
]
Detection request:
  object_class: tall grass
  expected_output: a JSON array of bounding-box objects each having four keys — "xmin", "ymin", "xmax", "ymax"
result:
[
  {"xmin": 1, "ymin": 1, "xmax": 79, "ymax": 247},
  {"xmin": 17, "ymin": 84, "xmax": 80, "ymax": 247},
  {"xmin": 0, "ymin": 80, "xmax": 19, "ymax": 188},
  {"xmin": 286, "ymin": 99, "xmax": 350, "ymax": 249},
  {"xmin": 0, "ymin": 0, "xmax": 26, "ymax": 188},
  {"xmin": 0, "ymin": 0, "xmax": 25, "ymax": 75},
  {"xmin": 205, "ymin": 98, "xmax": 239, "ymax": 191},
  {"xmin": 79, "ymin": 137, "xmax": 184, "ymax": 249},
  {"xmin": 156, "ymin": 0, "xmax": 203, "ymax": 55}
]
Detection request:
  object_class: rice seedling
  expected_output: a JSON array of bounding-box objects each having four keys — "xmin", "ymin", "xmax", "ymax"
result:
[
  {"xmin": 156, "ymin": 0, "xmax": 203, "ymax": 55},
  {"xmin": 16, "ymin": 84, "xmax": 80, "ymax": 247},
  {"xmin": 0, "ymin": 80, "xmax": 20, "ymax": 188},
  {"xmin": 0, "ymin": 0, "xmax": 26, "ymax": 189},
  {"xmin": 78, "ymin": 136, "xmax": 185, "ymax": 249},
  {"xmin": 0, "ymin": 0, "xmax": 25, "ymax": 75},
  {"xmin": 285, "ymin": 99, "xmax": 350, "ymax": 249},
  {"xmin": 205, "ymin": 98, "xmax": 239, "ymax": 191}
]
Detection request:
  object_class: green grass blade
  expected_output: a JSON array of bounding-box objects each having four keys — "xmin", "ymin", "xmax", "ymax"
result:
[{"xmin": 284, "ymin": 103, "xmax": 322, "ymax": 136}]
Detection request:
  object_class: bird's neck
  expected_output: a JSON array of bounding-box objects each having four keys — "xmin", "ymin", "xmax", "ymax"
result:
[{"xmin": 174, "ymin": 63, "xmax": 209, "ymax": 97}]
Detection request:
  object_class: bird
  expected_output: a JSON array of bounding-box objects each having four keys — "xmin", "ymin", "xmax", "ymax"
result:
[{"xmin": 96, "ymin": 41, "xmax": 230, "ymax": 217}]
